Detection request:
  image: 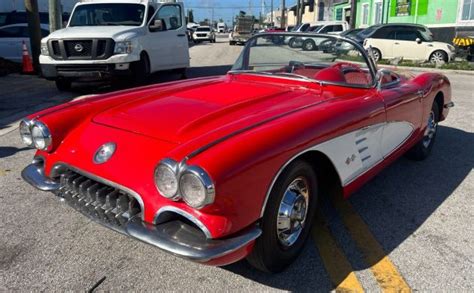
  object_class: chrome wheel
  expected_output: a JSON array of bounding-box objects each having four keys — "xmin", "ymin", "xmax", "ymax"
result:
[
  {"xmin": 423, "ymin": 110, "xmax": 437, "ymax": 148},
  {"xmin": 430, "ymin": 51, "xmax": 447, "ymax": 63},
  {"xmin": 371, "ymin": 48, "xmax": 381, "ymax": 62},
  {"xmin": 304, "ymin": 41, "xmax": 315, "ymax": 51},
  {"xmin": 276, "ymin": 177, "xmax": 309, "ymax": 248}
]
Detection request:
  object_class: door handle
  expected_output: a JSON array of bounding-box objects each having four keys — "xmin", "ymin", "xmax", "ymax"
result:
[
  {"xmin": 177, "ymin": 34, "xmax": 186, "ymax": 37},
  {"xmin": 417, "ymin": 90, "xmax": 424, "ymax": 97}
]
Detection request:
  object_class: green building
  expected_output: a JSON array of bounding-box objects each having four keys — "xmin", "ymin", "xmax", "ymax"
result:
[{"xmin": 332, "ymin": 0, "xmax": 474, "ymax": 43}]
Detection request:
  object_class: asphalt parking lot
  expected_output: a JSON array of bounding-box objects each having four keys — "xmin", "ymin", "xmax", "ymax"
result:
[{"xmin": 0, "ymin": 35, "xmax": 473, "ymax": 291}]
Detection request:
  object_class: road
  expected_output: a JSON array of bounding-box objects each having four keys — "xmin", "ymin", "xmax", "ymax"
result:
[{"xmin": 0, "ymin": 35, "xmax": 473, "ymax": 291}]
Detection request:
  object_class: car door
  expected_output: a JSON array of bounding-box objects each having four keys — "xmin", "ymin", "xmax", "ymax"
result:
[
  {"xmin": 377, "ymin": 71, "xmax": 423, "ymax": 156},
  {"xmin": 393, "ymin": 28, "xmax": 424, "ymax": 60},
  {"xmin": 146, "ymin": 3, "xmax": 189, "ymax": 71},
  {"xmin": 0, "ymin": 25, "xmax": 26, "ymax": 62}
]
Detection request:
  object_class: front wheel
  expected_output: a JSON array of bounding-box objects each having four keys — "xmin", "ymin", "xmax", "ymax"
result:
[
  {"xmin": 430, "ymin": 50, "xmax": 448, "ymax": 63},
  {"xmin": 246, "ymin": 160, "xmax": 318, "ymax": 273},
  {"xmin": 406, "ymin": 102, "xmax": 439, "ymax": 161}
]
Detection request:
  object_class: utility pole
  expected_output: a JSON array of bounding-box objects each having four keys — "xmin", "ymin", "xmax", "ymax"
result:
[
  {"xmin": 270, "ymin": 0, "xmax": 273, "ymax": 27},
  {"xmin": 296, "ymin": 0, "xmax": 300, "ymax": 25},
  {"xmin": 24, "ymin": 0, "xmax": 42, "ymax": 73},
  {"xmin": 350, "ymin": 0, "xmax": 357, "ymax": 29},
  {"xmin": 280, "ymin": 0, "xmax": 286, "ymax": 29},
  {"xmin": 48, "ymin": 0, "xmax": 62, "ymax": 32}
]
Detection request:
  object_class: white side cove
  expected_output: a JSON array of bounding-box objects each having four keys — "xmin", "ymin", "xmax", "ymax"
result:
[
  {"xmin": 311, "ymin": 121, "xmax": 414, "ymax": 186},
  {"xmin": 260, "ymin": 121, "xmax": 414, "ymax": 217}
]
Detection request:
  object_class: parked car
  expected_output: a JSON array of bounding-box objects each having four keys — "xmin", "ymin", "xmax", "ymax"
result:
[
  {"xmin": 193, "ymin": 26, "xmax": 216, "ymax": 43},
  {"xmin": 20, "ymin": 33, "xmax": 453, "ymax": 273},
  {"xmin": 0, "ymin": 23, "xmax": 49, "ymax": 62},
  {"xmin": 39, "ymin": 0, "xmax": 190, "ymax": 91},
  {"xmin": 288, "ymin": 21, "xmax": 349, "ymax": 50},
  {"xmin": 318, "ymin": 28, "xmax": 365, "ymax": 54},
  {"xmin": 0, "ymin": 10, "xmax": 69, "ymax": 27},
  {"xmin": 359, "ymin": 23, "xmax": 455, "ymax": 63}
]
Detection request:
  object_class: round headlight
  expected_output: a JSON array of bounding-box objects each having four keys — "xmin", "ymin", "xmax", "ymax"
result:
[
  {"xmin": 31, "ymin": 121, "xmax": 52, "ymax": 150},
  {"xmin": 155, "ymin": 159, "xmax": 179, "ymax": 199},
  {"xmin": 19, "ymin": 120, "xmax": 33, "ymax": 146},
  {"xmin": 179, "ymin": 166, "xmax": 215, "ymax": 209}
]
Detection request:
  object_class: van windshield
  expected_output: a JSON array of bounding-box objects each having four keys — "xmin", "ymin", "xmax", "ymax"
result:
[
  {"xmin": 69, "ymin": 4, "xmax": 145, "ymax": 27},
  {"xmin": 196, "ymin": 27, "xmax": 211, "ymax": 32}
]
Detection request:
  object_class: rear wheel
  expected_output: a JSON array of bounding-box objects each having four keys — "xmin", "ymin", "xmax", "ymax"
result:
[
  {"xmin": 246, "ymin": 160, "xmax": 318, "ymax": 273},
  {"xmin": 406, "ymin": 102, "xmax": 440, "ymax": 161},
  {"xmin": 55, "ymin": 78, "xmax": 71, "ymax": 91},
  {"xmin": 302, "ymin": 39, "xmax": 316, "ymax": 51}
]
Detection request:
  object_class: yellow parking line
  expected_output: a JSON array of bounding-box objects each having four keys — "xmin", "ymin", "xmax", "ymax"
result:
[
  {"xmin": 333, "ymin": 197, "xmax": 411, "ymax": 292},
  {"xmin": 312, "ymin": 213, "xmax": 364, "ymax": 292}
]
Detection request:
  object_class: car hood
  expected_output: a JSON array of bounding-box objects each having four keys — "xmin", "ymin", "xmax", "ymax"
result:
[
  {"xmin": 45, "ymin": 26, "xmax": 142, "ymax": 41},
  {"xmin": 92, "ymin": 76, "xmax": 324, "ymax": 144}
]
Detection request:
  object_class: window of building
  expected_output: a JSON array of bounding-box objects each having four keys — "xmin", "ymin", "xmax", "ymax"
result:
[
  {"xmin": 462, "ymin": 0, "xmax": 474, "ymax": 20},
  {"xmin": 374, "ymin": 1, "xmax": 383, "ymax": 24},
  {"xmin": 362, "ymin": 3, "xmax": 369, "ymax": 25}
]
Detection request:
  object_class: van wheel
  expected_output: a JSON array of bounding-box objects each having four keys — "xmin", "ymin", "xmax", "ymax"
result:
[
  {"xmin": 55, "ymin": 78, "xmax": 71, "ymax": 91},
  {"xmin": 302, "ymin": 39, "xmax": 316, "ymax": 51},
  {"xmin": 246, "ymin": 160, "xmax": 318, "ymax": 273},
  {"xmin": 133, "ymin": 53, "xmax": 150, "ymax": 84}
]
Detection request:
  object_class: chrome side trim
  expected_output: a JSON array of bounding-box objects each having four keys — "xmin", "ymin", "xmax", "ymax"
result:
[
  {"xmin": 53, "ymin": 163, "xmax": 146, "ymax": 221},
  {"xmin": 154, "ymin": 206, "xmax": 213, "ymax": 239}
]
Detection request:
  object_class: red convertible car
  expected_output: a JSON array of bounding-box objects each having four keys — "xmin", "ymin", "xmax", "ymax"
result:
[{"xmin": 21, "ymin": 33, "xmax": 453, "ymax": 272}]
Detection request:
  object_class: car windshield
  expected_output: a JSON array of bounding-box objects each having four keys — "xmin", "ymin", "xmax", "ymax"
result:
[
  {"xmin": 357, "ymin": 26, "xmax": 379, "ymax": 38},
  {"xmin": 196, "ymin": 27, "xmax": 210, "ymax": 32},
  {"xmin": 231, "ymin": 33, "xmax": 374, "ymax": 88},
  {"xmin": 69, "ymin": 4, "xmax": 145, "ymax": 27}
]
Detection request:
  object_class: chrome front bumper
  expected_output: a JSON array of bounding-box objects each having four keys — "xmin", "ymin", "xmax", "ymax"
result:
[{"xmin": 22, "ymin": 162, "xmax": 261, "ymax": 262}]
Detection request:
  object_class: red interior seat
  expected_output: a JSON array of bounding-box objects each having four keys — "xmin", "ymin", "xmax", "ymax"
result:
[{"xmin": 313, "ymin": 67, "xmax": 346, "ymax": 83}]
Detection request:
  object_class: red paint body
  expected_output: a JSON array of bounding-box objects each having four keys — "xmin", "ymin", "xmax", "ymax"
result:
[{"xmin": 29, "ymin": 67, "xmax": 451, "ymax": 266}]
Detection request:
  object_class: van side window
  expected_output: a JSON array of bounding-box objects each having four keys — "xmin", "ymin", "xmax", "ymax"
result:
[{"xmin": 154, "ymin": 5, "xmax": 182, "ymax": 31}]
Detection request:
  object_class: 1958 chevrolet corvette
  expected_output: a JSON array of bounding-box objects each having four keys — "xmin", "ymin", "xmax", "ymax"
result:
[{"xmin": 20, "ymin": 33, "xmax": 453, "ymax": 272}]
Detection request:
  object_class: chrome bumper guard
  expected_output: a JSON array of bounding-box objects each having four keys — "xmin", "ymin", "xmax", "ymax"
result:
[{"xmin": 22, "ymin": 163, "xmax": 262, "ymax": 262}]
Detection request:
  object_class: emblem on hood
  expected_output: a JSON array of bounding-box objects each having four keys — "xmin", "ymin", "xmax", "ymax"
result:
[{"xmin": 93, "ymin": 143, "xmax": 116, "ymax": 164}]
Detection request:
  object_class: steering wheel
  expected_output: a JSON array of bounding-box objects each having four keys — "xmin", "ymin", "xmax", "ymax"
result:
[{"xmin": 287, "ymin": 61, "xmax": 305, "ymax": 73}]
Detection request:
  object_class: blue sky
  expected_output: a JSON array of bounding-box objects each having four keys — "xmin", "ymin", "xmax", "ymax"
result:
[{"xmin": 183, "ymin": 0, "xmax": 297, "ymax": 24}]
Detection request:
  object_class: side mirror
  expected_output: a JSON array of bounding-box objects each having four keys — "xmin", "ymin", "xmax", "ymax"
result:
[
  {"xmin": 416, "ymin": 38, "xmax": 422, "ymax": 44},
  {"xmin": 149, "ymin": 19, "xmax": 164, "ymax": 32}
]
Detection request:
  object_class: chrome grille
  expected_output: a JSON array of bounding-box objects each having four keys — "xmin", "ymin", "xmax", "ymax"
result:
[{"xmin": 58, "ymin": 170, "xmax": 141, "ymax": 231}]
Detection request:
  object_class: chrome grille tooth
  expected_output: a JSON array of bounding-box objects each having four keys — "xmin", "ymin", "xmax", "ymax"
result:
[{"xmin": 58, "ymin": 169, "xmax": 142, "ymax": 230}]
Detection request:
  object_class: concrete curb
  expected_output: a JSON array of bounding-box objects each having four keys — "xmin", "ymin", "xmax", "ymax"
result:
[{"xmin": 378, "ymin": 64, "xmax": 474, "ymax": 75}]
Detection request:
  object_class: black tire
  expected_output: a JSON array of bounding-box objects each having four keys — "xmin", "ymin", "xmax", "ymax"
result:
[
  {"xmin": 246, "ymin": 160, "xmax": 318, "ymax": 273},
  {"xmin": 371, "ymin": 48, "xmax": 382, "ymax": 62},
  {"xmin": 429, "ymin": 50, "xmax": 448, "ymax": 63},
  {"xmin": 55, "ymin": 78, "xmax": 71, "ymax": 91},
  {"xmin": 288, "ymin": 38, "xmax": 296, "ymax": 48},
  {"xmin": 174, "ymin": 67, "xmax": 187, "ymax": 79},
  {"xmin": 302, "ymin": 39, "xmax": 316, "ymax": 51},
  {"xmin": 406, "ymin": 102, "xmax": 440, "ymax": 161},
  {"xmin": 229, "ymin": 41, "xmax": 235, "ymax": 46},
  {"xmin": 133, "ymin": 53, "xmax": 150, "ymax": 84}
]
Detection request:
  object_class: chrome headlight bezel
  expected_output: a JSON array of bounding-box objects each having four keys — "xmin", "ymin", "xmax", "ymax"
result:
[
  {"xmin": 179, "ymin": 165, "xmax": 215, "ymax": 209},
  {"xmin": 154, "ymin": 158, "xmax": 215, "ymax": 209},
  {"xmin": 114, "ymin": 41, "xmax": 133, "ymax": 54},
  {"xmin": 19, "ymin": 119, "xmax": 34, "ymax": 147},
  {"xmin": 30, "ymin": 121, "xmax": 52, "ymax": 151},
  {"xmin": 154, "ymin": 158, "xmax": 180, "ymax": 200}
]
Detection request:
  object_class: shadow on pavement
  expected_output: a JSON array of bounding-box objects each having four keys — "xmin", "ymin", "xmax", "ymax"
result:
[
  {"xmin": 222, "ymin": 125, "xmax": 473, "ymax": 291},
  {"xmin": 0, "ymin": 146, "xmax": 30, "ymax": 158}
]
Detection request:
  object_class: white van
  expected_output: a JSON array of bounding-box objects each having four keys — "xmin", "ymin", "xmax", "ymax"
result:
[
  {"xmin": 289, "ymin": 21, "xmax": 350, "ymax": 50},
  {"xmin": 39, "ymin": 0, "xmax": 190, "ymax": 90}
]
